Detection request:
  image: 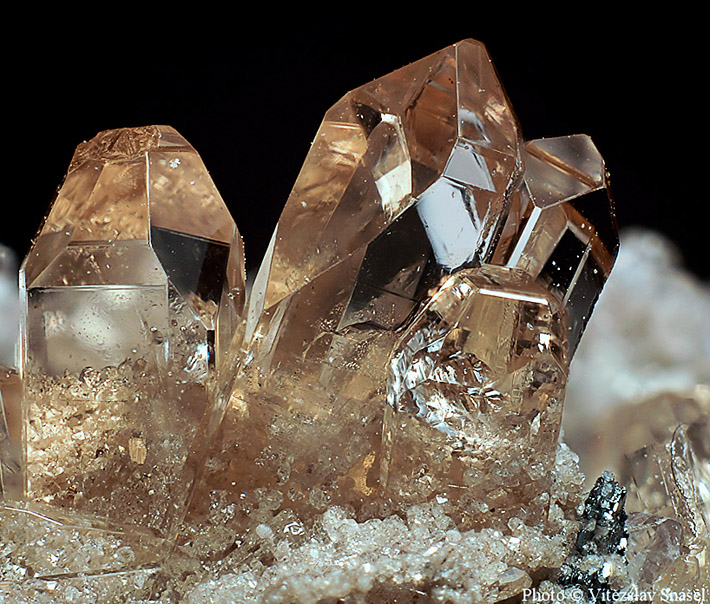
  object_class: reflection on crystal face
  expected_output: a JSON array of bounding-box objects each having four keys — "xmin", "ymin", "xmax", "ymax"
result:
[
  {"xmin": 187, "ymin": 40, "xmax": 523, "ymax": 539},
  {"xmin": 382, "ymin": 266, "xmax": 569, "ymax": 527},
  {"xmin": 19, "ymin": 126, "xmax": 245, "ymax": 536},
  {"xmin": 493, "ymin": 135, "xmax": 618, "ymax": 352}
]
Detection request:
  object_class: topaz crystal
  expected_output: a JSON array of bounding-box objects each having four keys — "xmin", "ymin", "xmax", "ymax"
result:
[
  {"xmin": 18, "ymin": 126, "xmax": 245, "ymax": 535},
  {"xmin": 186, "ymin": 39, "xmax": 524, "ymax": 536},
  {"xmin": 382, "ymin": 266, "xmax": 569, "ymax": 528}
]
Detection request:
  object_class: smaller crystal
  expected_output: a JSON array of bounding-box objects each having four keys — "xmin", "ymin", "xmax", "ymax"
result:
[
  {"xmin": 382, "ymin": 265, "xmax": 568, "ymax": 527},
  {"xmin": 493, "ymin": 135, "xmax": 619, "ymax": 352}
]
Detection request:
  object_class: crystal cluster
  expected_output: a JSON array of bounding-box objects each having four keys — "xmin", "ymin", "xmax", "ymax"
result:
[
  {"xmin": 185, "ymin": 39, "xmax": 617, "ymax": 545},
  {"xmin": 1, "ymin": 39, "xmax": 707, "ymax": 603},
  {"xmin": 0, "ymin": 367, "xmax": 22, "ymax": 500}
]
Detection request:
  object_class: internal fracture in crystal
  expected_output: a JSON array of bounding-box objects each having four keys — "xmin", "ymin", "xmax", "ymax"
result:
[
  {"xmin": 382, "ymin": 265, "xmax": 569, "ymax": 527},
  {"xmin": 18, "ymin": 126, "xmax": 245, "ymax": 536}
]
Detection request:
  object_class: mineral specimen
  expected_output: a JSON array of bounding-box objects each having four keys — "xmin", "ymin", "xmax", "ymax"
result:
[
  {"xmin": 18, "ymin": 125, "xmax": 245, "ymax": 535},
  {"xmin": 9, "ymin": 37, "xmax": 698, "ymax": 604}
]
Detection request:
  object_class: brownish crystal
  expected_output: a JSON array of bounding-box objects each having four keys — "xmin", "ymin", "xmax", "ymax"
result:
[
  {"xmin": 493, "ymin": 135, "xmax": 618, "ymax": 352},
  {"xmin": 186, "ymin": 40, "xmax": 523, "ymax": 543},
  {"xmin": 381, "ymin": 265, "xmax": 569, "ymax": 528},
  {"xmin": 20, "ymin": 126, "xmax": 245, "ymax": 536}
]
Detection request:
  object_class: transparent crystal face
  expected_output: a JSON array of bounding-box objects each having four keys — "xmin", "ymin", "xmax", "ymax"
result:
[
  {"xmin": 18, "ymin": 126, "xmax": 245, "ymax": 536},
  {"xmin": 382, "ymin": 266, "xmax": 569, "ymax": 527},
  {"xmin": 493, "ymin": 135, "xmax": 619, "ymax": 353}
]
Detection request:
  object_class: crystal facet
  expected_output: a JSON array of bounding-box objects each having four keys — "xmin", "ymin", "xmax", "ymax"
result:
[
  {"xmin": 187, "ymin": 39, "xmax": 523, "ymax": 539},
  {"xmin": 382, "ymin": 265, "xmax": 569, "ymax": 527},
  {"xmin": 493, "ymin": 135, "xmax": 618, "ymax": 352},
  {"xmin": 19, "ymin": 126, "xmax": 245, "ymax": 535}
]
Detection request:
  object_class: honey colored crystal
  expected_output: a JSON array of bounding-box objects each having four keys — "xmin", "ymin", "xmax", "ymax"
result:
[
  {"xmin": 188, "ymin": 39, "xmax": 523, "ymax": 536},
  {"xmin": 19, "ymin": 126, "xmax": 245, "ymax": 536},
  {"xmin": 382, "ymin": 265, "xmax": 569, "ymax": 528},
  {"xmin": 493, "ymin": 135, "xmax": 618, "ymax": 352}
]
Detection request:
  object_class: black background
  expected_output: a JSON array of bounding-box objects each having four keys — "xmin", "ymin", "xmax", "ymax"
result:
[{"xmin": 4, "ymin": 19, "xmax": 707, "ymax": 278}]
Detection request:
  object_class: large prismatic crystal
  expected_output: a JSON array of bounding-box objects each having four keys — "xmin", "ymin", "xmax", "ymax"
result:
[
  {"xmin": 18, "ymin": 126, "xmax": 245, "ymax": 536},
  {"xmin": 187, "ymin": 39, "xmax": 525, "ymax": 536}
]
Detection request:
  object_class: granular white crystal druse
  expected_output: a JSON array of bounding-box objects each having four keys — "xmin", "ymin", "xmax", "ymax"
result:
[{"xmin": 184, "ymin": 444, "xmax": 582, "ymax": 604}]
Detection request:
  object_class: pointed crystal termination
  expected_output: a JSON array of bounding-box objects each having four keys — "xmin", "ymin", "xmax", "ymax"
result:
[
  {"xmin": 492, "ymin": 135, "xmax": 619, "ymax": 352},
  {"xmin": 0, "ymin": 367, "xmax": 23, "ymax": 500},
  {"xmin": 381, "ymin": 266, "xmax": 569, "ymax": 528},
  {"xmin": 187, "ymin": 40, "xmax": 522, "ymax": 539},
  {"xmin": 19, "ymin": 126, "xmax": 245, "ymax": 536}
]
